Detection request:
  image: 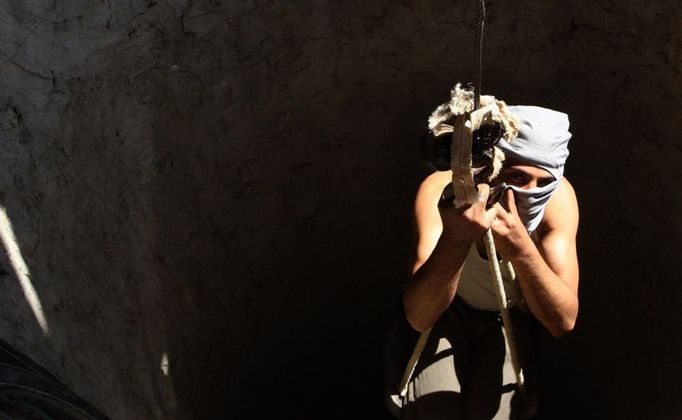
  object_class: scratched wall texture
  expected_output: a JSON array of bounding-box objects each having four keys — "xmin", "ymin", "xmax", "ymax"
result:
[{"xmin": 0, "ymin": 1, "xmax": 680, "ymax": 419}]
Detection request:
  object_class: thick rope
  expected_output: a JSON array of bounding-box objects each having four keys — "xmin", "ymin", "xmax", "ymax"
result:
[
  {"xmin": 400, "ymin": 108, "xmax": 477, "ymax": 397},
  {"xmin": 451, "ymin": 111, "xmax": 479, "ymax": 208},
  {"xmin": 483, "ymin": 230, "xmax": 525, "ymax": 390},
  {"xmin": 398, "ymin": 327, "xmax": 430, "ymax": 397},
  {"xmin": 474, "ymin": 0, "xmax": 525, "ymax": 394},
  {"xmin": 399, "ymin": 0, "xmax": 525, "ymax": 401}
]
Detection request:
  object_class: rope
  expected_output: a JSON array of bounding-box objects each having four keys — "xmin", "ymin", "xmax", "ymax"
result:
[
  {"xmin": 397, "ymin": 327, "xmax": 430, "ymax": 397},
  {"xmin": 398, "ymin": 0, "xmax": 526, "ymax": 401},
  {"xmin": 483, "ymin": 230, "xmax": 525, "ymax": 390},
  {"xmin": 474, "ymin": 0, "xmax": 525, "ymax": 393},
  {"xmin": 450, "ymin": 106, "xmax": 480, "ymax": 208}
]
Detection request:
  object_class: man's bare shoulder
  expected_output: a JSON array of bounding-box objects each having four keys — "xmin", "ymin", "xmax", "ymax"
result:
[
  {"xmin": 419, "ymin": 171, "xmax": 452, "ymax": 196},
  {"xmin": 416, "ymin": 171, "xmax": 452, "ymax": 204},
  {"xmin": 413, "ymin": 171, "xmax": 451, "ymax": 236},
  {"xmin": 541, "ymin": 177, "xmax": 579, "ymax": 234}
]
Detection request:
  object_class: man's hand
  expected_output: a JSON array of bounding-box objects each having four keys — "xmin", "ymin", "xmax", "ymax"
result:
[
  {"xmin": 490, "ymin": 181, "xmax": 580, "ymax": 337},
  {"xmin": 438, "ymin": 183, "xmax": 498, "ymax": 245},
  {"xmin": 491, "ymin": 189, "xmax": 533, "ymax": 258},
  {"xmin": 405, "ymin": 179, "xmax": 499, "ymax": 332}
]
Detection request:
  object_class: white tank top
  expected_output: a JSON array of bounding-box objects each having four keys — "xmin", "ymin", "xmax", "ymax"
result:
[{"xmin": 457, "ymin": 244, "xmax": 523, "ymax": 311}]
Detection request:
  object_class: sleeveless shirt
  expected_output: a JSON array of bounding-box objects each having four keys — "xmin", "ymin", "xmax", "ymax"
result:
[{"xmin": 457, "ymin": 244, "xmax": 522, "ymax": 311}]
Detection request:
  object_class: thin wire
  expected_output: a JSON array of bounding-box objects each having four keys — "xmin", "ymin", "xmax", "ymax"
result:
[{"xmin": 474, "ymin": 0, "xmax": 485, "ymax": 109}]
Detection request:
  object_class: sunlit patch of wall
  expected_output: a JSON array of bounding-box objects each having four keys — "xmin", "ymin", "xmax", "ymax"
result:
[{"xmin": 0, "ymin": 206, "xmax": 49, "ymax": 335}]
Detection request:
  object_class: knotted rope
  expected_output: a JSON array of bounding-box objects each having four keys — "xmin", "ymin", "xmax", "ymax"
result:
[{"xmin": 399, "ymin": 0, "xmax": 525, "ymax": 400}]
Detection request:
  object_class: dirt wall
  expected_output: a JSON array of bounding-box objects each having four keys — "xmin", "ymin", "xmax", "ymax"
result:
[{"xmin": 0, "ymin": 1, "xmax": 680, "ymax": 419}]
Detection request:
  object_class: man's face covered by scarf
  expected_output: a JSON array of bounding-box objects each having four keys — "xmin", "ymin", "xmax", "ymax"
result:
[{"xmin": 494, "ymin": 106, "xmax": 572, "ymax": 233}]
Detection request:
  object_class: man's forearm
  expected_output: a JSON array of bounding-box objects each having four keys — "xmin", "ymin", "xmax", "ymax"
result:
[
  {"xmin": 402, "ymin": 236, "xmax": 471, "ymax": 332},
  {"xmin": 507, "ymin": 237, "xmax": 578, "ymax": 337}
]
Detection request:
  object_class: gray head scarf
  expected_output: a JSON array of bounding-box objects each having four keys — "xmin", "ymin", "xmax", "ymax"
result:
[{"xmin": 494, "ymin": 106, "xmax": 571, "ymax": 233}]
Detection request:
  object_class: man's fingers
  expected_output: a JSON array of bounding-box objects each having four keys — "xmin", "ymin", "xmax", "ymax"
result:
[
  {"xmin": 500, "ymin": 189, "xmax": 511, "ymax": 212},
  {"xmin": 489, "ymin": 204, "xmax": 507, "ymax": 235},
  {"xmin": 504, "ymin": 189, "xmax": 519, "ymax": 215},
  {"xmin": 477, "ymin": 183, "xmax": 491, "ymax": 204},
  {"xmin": 493, "ymin": 202, "xmax": 510, "ymax": 221}
]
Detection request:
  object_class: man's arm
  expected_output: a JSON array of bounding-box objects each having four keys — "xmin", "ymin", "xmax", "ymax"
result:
[
  {"xmin": 403, "ymin": 172, "xmax": 497, "ymax": 332},
  {"xmin": 491, "ymin": 178, "xmax": 579, "ymax": 337}
]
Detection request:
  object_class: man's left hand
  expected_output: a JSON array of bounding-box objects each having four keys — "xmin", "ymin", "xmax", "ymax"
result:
[{"xmin": 491, "ymin": 189, "xmax": 532, "ymax": 259}]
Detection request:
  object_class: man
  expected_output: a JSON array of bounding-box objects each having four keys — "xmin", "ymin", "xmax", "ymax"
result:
[{"xmin": 397, "ymin": 106, "xmax": 579, "ymax": 419}]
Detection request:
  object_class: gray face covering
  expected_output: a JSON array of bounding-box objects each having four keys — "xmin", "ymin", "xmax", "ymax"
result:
[{"xmin": 494, "ymin": 106, "xmax": 572, "ymax": 233}]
